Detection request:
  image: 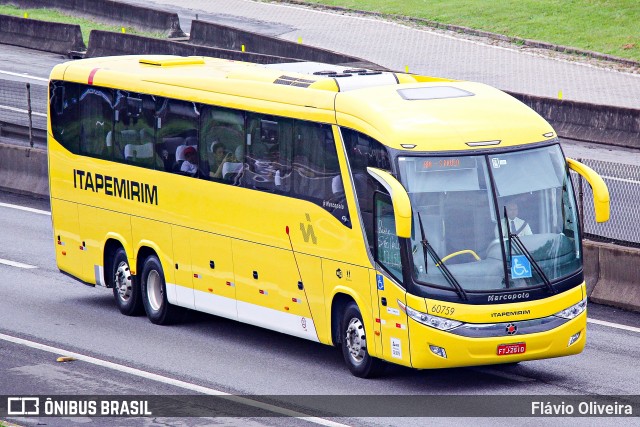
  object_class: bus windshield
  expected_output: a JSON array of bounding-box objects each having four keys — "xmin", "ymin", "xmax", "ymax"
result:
[{"xmin": 397, "ymin": 144, "xmax": 581, "ymax": 292}]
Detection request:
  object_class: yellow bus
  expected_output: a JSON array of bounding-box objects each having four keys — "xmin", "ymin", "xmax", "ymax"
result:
[{"xmin": 48, "ymin": 55, "xmax": 609, "ymax": 377}]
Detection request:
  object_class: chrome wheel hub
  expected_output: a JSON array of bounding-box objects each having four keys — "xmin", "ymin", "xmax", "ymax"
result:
[
  {"xmin": 345, "ymin": 317, "xmax": 366, "ymax": 365},
  {"xmin": 147, "ymin": 270, "xmax": 163, "ymax": 312},
  {"xmin": 114, "ymin": 262, "xmax": 132, "ymax": 302}
]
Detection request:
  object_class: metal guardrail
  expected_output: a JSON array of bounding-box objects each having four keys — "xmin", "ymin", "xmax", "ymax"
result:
[
  {"xmin": 572, "ymin": 160, "xmax": 640, "ymax": 247},
  {"xmin": 0, "ymin": 80, "xmax": 637, "ymax": 246},
  {"xmin": 0, "ymin": 79, "xmax": 47, "ymax": 146}
]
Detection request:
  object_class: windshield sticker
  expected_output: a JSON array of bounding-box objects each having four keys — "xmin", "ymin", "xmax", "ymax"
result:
[
  {"xmin": 391, "ymin": 338, "xmax": 402, "ymax": 359},
  {"xmin": 491, "ymin": 158, "xmax": 508, "ymax": 168},
  {"xmin": 376, "ymin": 274, "xmax": 385, "ymax": 290},
  {"xmin": 511, "ymin": 255, "xmax": 532, "ymax": 279}
]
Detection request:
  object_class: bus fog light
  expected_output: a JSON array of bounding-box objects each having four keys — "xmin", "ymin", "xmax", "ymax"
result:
[
  {"xmin": 429, "ymin": 344, "xmax": 447, "ymax": 358},
  {"xmin": 568, "ymin": 332, "xmax": 581, "ymax": 347}
]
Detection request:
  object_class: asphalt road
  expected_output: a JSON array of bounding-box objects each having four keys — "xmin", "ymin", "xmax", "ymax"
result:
[{"xmin": 0, "ymin": 191, "xmax": 640, "ymax": 426}]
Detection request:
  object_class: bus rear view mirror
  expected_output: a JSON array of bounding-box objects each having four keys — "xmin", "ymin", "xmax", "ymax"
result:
[
  {"xmin": 566, "ymin": 158, "xmax": 610, "ymax": 223},
  {"xmin": 367, "ymin": 167, "xmax": 412, "ymax": 238}
]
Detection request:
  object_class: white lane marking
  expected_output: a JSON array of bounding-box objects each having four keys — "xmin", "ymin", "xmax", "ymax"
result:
[
  {"xmin": 0, "ymin": 202, "xmax": 51, "ymax": 216},
  {"xmin": 588, "ymin": 318, "xmax": 640, "ymax": 334},
  {"xmin": 468, "ymin": 366, "xmax": 536, "ymax": 383},
  {"xmin": 0, "ymin": 69, "xmax": 48, "ymax": 82},
  {"xmin": 0, "ymin": 104, "xmax": 47, "ymax": 117},
  {"xmin": 0, "ymin": 332, "xmax": 351, "ymax": 427},
  {"xmin": 0, "ymin": 258, "xmax": 38, "ymax": 269}
]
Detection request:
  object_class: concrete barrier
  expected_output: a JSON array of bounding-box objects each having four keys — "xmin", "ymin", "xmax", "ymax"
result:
[
  {"xmin": 86, "ymin": 30, "xmax": 301, "ymax": 64},
  {"xmin": 0, "ymin": 142, "xmax": 48, "ymax": 197},
  {"xmin": 585, "ymin": 240, "xmax": 640, "ymax": 312},
  {"xmin": 508, "ymin": 92, "xmax": 640, "ymax": 150},
  {"xmin": 0, "ymin": 0, "xmax": 185, "ymax": 38},
  {"xmin": 0, "ymin": 14, "xmax": 85, "ymax": 55},
  {"xmin": 189, "ymin": 20, "xmax": 377, "ymax": 68}
]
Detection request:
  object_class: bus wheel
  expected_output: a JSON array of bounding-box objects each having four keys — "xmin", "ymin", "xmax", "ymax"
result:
[
  {"xmin": 140, "ymin": 255, "xmax": 182, "ymax": 325},
  {"xmin": 341, "ymin": 302, "xmax": 385, "ymax": 378},
  {"xmin": 112, "ymin": 248, "xmax": 143, "ymax": 316}
]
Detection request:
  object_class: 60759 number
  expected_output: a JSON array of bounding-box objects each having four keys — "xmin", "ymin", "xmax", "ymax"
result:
[{"xmin": 430, "ymin": 304, "xmax": 455, "ymax": 316}]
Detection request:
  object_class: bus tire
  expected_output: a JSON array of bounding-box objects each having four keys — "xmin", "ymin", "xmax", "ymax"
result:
[
  {"xmin": 111, "ymin": 248, "xmax": 143, "ymax": 316},
  {"xmin": 140, "ymin": 255, "xmax": 183, "ymax": 325},
  {"xmin": 341, "ymin": 302, "xmax": 385, "ymax": 378}
]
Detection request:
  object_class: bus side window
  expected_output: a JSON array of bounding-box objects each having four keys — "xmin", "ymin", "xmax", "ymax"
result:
[
  {"xmin": 374, "ymin": 192, "xmax": 403, "ymax": 281},
  {"xmin": 293, "ymin": 121, "xmax": 351, "ymax": 226},
  {"xmin": 78, "ymin": 86, "xmax": 114, "ymax": 160},
  {"xmin": 156, "ymin": 98, "xmax": 199, "ymax": 173},
  {"xmin": 342, "ymin": 128, "xmax": 392, "ymax": 247},
  {"xmin": 200, "ymin": 106, "xmax": 245, "ymax": 183},
  {"xmin": 49, "ymin": 81, "xmax": 80, "ymax": 154},
  {"xmin": 244, "ymin": 114, "xmax": 292, "ymax": 192},
  {"xmin": 113, "ymin": 91, "xmax": 158, "ymax": 169}
]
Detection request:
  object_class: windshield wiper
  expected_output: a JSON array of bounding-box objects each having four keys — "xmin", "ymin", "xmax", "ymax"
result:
[
  {"xmin": 417, "ymin": 212, "xmax": 468, "ymax": 301},
  {"xmin": 504, "ymin": 208, "xmax": 556, "ymax": 295}
]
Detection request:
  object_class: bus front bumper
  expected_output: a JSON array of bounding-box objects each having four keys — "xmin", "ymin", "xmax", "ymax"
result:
[{"xmin": 407, "ymin": 311, "xmax": 587, "ymax": 369}]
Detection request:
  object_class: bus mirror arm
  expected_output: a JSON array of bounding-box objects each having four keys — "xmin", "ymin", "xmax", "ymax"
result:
[
  {"xmin": 366, "ymin": 167, "xmax": 412, "ymax": 238},
  {"xmin": 566, "ymin": 158, "xmax": 610, "ymax": 223}
]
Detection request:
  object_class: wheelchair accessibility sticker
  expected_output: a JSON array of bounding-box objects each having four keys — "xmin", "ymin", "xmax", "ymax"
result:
[
  {"xmin": 376, "ymin": 274, "xmax": 385, "ymax": 290},
  {"xmin": 511, "ymin": 255, "xmax": 532, "ymax": 279}
]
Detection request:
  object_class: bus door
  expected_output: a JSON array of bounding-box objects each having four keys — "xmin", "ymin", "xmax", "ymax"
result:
[
  {"xmin": 232, "ymin": 240, "xmax": 317, "ymax": 341},
  {"xmin": 373, "ymin": 193, "xmax": 412, "ymax": 366},
  {"xmin": 190, "ymin": 231, "xmax": 237, "ymax": 320}
]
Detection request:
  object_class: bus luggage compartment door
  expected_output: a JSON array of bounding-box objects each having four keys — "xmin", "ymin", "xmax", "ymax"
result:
[{"xmin": 232, "ymin": 239, "xmax": 317, "ymax": 341}]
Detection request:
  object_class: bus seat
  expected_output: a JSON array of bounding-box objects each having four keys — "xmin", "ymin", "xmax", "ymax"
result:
[
  {"xmin": 124, "ymin": 142, "xmax": 154, "ymax": 163},
  {"xmin": 162, "ymin": 137, "xmax": 184, "ymax": 154},
  {"xmin": 222, "ymin": 162, "xmax": 243, "ymax": 185},
  {"xmin": 184, "ymin": 136, "xmax": 198, "ymax": 146},
  {"xmin": 139, "ymin": 128, "xmax": 153, "ymax": 143}
]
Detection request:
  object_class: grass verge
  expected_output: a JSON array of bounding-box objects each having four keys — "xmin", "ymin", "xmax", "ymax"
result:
[
  {"xmin": 0, "ymin": 5, "xmax": 164, "ymax": 45},
  {"xmin": 297, "ymin": 0, "xmax": 640, "ymax": 62}
]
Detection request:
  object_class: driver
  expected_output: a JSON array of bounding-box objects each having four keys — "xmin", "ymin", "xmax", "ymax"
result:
[{"xmin": 499, "ymin": 201, "xmax": 532, "ymax": 237}]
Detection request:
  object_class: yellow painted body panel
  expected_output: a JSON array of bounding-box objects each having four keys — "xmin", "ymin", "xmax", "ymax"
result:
[
  {"xmin": 408, "ymin": 310, "xmax": 586, "ymax": 369},
  {"xmin": 78, "ymin": 204, "xmax": 132, "ymax": 284},
  {"xmin": 335, "ymin": 82, "xmax": 555, "ymax": 151},
  {"xmin": 190, "ymin": 231, "xmax": 236, "ymax": 313},
  {"xmin": 375, "ymin": 275, "xmax": 412, "ymax": 367},
  {"xmin": 48, "ymin": 55, "xmax": 593, "ymax": 371},
  {"xmin": 50, "ymin": 198, "xmax": 82, "ymax": 279}
]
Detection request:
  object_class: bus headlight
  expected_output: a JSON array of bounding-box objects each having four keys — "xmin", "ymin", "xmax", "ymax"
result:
[
  {"xmin": 398, "ymin": 300, "xmax": 462, "ymax": 331},
  {"xmin": 554, "ymin": 298, "xmax": 587, "ymax": 320}
]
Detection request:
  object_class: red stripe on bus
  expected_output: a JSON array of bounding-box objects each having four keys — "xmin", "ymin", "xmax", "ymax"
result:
[{"xmin": 88, "ymin": 68, "xmax": 100, "ymax": 85}]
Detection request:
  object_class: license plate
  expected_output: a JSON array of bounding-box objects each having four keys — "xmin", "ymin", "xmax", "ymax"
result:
[{"xmin": 497, "ymin": 342, "xmax": 526, "ymax": 356}]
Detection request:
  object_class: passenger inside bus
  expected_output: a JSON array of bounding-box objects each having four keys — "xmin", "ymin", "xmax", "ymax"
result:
[
  {"xmin": 179, "ymin": 146, "xmax": 200, "ymax": 177},
  {"xmin": 209, "ymin": 141, "xmax": 234, "ymax": 179}
]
